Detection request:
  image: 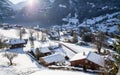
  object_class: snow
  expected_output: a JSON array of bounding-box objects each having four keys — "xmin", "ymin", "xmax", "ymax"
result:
[
  {"xmin": 70, "ymin": 52, "xmax": 105, "ymax": 67},
  {"xmin": 61, "ymin": 42, "xmax": 97, "ymax": 53},
  {"xmin": 0, "ymin": 52, "xmax": 42, "ymax": 75},
  {"xmin": 70, "ymin": 52, "xmax": 89, "ymax": 61},
  {"xmin": 107, "ymin": 38, "xmax": 118, "ymax": 45},
  {"xmin": 102, "ymin": 6, "xmax": 108, "ymax": 10},
  {"xmin": 40, "ymin": 47, "xmax": 51, "ymax": 53},
  {"xmin": 54, "ymin": 47, "xmax": 67, "ymax": 57},
  {"xmin": 30, "ymin": 70, "xmax": 95, "ymax": 75},
  {"xmin": 1, "ymin": 16, "xmax": 118, "ymax": 75},
  {"xmin": 62, "ymin": 46, "xmax": 75, "ymax": 58},
  {"xmin": 6, "ymin": 39, "xmax": 26, "ymax": 45},
  {"xmin": 87, "ymin": 52, "xmax": 104, "ymax": 67},
  {"xmin": 62, "ymin": 13, "xmax": 79, "ymax": 25},
  {"xmin": 13, "ymin": 54, "xmax": 39, "ymax": 69},
  {"xmin": 49, "ymin": 0, "xmax": 55, "ymax": 3},
  {"xmin": 59, "ymin": 4, "xmax": 67, "ymax": 8},
  {"xmin": 0, "ymin": 28, "xmax": 19, "ymax": 39},
  {"xmin": 41, "ymin": 53, "xmax": 65, "ymax": 64}
]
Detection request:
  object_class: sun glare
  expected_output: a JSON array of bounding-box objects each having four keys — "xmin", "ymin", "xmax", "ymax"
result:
[{"xmin": 28, "ymin": 0, "xmax": 34, "ymax": 6}]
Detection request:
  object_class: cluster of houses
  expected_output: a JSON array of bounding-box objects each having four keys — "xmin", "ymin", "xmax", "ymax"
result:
[{"xmin": 30, "ymin": 44, "xmax": 67, "ymax": 66}]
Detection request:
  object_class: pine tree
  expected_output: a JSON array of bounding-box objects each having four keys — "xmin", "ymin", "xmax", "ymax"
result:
[
  {"xmin": 0, "ymin": 39, "xmax": 8, "ymax": 49},
  {"xmin": 72, "ymin": 33, "xmax": 78, "ymax": 43},
  {"xmin": 35, "ymin": 48, "xmax": 44, "ymax": 60}
]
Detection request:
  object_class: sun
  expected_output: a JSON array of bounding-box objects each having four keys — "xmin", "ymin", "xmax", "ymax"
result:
[{"xmin": 28, "ymin": 0, "xmax": 34, "ymax": 6}]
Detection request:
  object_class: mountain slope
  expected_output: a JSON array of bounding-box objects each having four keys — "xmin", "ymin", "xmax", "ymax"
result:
[
  {"xmin": 0, "ymin": 0, "xmax": 15, "ymax": 20},
  {"xmin": 3, "ymin": 0, "xmax": 120, "ymax": 25}
]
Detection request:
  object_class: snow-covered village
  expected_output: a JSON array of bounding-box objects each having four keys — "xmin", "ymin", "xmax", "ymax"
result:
[{"xmin": 0, "ymin": 0, "xmax": 120, "ymax": 75}]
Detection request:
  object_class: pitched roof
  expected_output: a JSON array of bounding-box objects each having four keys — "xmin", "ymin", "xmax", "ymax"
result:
[
  {"xmin": 41, "ymin": 53, "xmax": 65, "ymax": 64},
  {"xmin": 6, "ymin": 39, "xmax": 26, "ymax": 45},
  {"xmin": 86, "ymin": 52, "xmax": 105, "ymax": 67},
  {"xmin": 70, "ymin": 52, "xmax": 105, "ymax": 67},
  {"xmin": 70, "ymin": 52, "xmax": 89, "ymax": 61},
  {"xmin": 40, "ymin": 47, "xmax": 51, "ymax": 53}
]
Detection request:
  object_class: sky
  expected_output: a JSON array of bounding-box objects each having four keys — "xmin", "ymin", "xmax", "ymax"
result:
[{"xmin": 9, "ymin": 0, "xmax": 27, "ymax": 4}]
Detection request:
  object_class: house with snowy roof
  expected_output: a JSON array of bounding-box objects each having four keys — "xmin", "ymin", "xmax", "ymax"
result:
[
  {"xmin": 70, "ymin": 52, "xmax": 105, "ymax": 70},
  {"xmin": 40, "ymin": 47, "xmax": 51, "ymax": 56},
  {"xmin": 5, "ymin": 39, "xmax": 27, "ymax": 49},
  {"xmin": 39, "ymin": 53, "xmax": 65, "ymax": 66}
]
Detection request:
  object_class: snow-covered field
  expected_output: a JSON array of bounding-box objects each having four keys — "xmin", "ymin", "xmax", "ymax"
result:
[{"xmin": 0, "ymin": 52, "xmax": 42, "ymax": 75}]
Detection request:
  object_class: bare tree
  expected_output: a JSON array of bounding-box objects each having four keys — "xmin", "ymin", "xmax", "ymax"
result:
[
  {"xmin": 17, "ymin": 29, "xmax": 23, "ymax": 40},
  {"xmin": 94, "ymin": 31, "xmax": 106, "ymax": 54},
  {"xmin": 29, "ymin": 29, "xmax": 34, "ymax": 48},
  {"xmin": 3, "ymin": 52, "xmax": 18, "ymax": 65},
  {"xmin": 41, "ymin": 32, "xmax": 46, "ymax": 42}
]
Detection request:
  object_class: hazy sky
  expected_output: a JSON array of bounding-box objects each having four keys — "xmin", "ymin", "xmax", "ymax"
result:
[{"xmin": 9, "ymin": 0, "xmax": 26, "ymax": 4}]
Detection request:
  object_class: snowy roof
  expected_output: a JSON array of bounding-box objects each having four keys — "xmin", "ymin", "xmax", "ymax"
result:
[
  {"xmin": 41, "ymin": 53, "xmax": 65, "ymax": 64},
  {"xmin": 70, "ymin": 52, "xmax": 104, "ymax": 67},
  {"xmin": 70, "ymin": 52, "xmax": 89, "ymax": 61},
  {"xmin": 5, "ymin": 39, "xmax": 26, "ymax": 45},
  {"xmin": 54, "ymin": 48, "xmax": 67, "ymax": 57},
  {"xmin": 87, "ymin": 52, "xmax": 104, "ymax": 67},
  {"xmin": 40, "ymin": 47, "xmax": 51, "ymax": 53}
]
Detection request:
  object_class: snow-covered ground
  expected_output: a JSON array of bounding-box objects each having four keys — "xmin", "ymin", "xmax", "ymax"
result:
[
  {"xmin": 0, "ymin": 28, "xmax": 97, "ymax": 75},
  {"xmin": 0, "ymin": 52, "xmax": 42, "ymax": 75},
  {"xmin": 1, "ymin": 11, "xmax": 120, "ymax": 74},
  {"xmin": 30, "ymin": 70, "xmax": 96, "ymax": 75},
  {"xmin": 61, "ymin": 42, "xmax": 97, "ymax": 53}
]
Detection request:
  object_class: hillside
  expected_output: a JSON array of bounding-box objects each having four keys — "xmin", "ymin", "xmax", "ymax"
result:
[{"xmin": 2, "ymin": 0, "xmax": 120, "ymax": 25}]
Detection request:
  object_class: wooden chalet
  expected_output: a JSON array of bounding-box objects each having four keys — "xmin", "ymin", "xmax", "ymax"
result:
[
  {"xmin": 70, "ymin": 52, "xmax": 105, "ymax": 70},
  {"xmin": 5, "ymin": 39, "xmax": 27, "ymax": 49}
]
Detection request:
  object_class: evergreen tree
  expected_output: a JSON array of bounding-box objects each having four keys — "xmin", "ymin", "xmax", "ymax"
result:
[
  {"xmin": 72, "ymin": 33, "xmax": 78, "ymax": 43},
  {"xmin": 0, "ymin": 39, "xmax": 8, "ymax": 49},
  {"xmin": 35, "ymin": 48, "xmax": 44, "ymax": 60}
]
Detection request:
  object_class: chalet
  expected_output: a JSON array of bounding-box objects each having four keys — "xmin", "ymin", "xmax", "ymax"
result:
[
  {"xmin": 40, "ymin": 47, "xmax": 51, "ymax": 56},
  {"xmin": 5, "ymin": 39, "xmax": 27, "ymax": 49},
  {"xmin": 40, "ymin": 53, "xmax": 65, "ymax": 66},
  {"xmin": 70, "ymin": 52, "xmax": 105, "ymax": 70}
]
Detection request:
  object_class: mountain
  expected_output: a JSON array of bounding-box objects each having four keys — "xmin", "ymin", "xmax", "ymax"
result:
[
  {"xmin": 3, "ymin": 0, "xmax": 120, "ymax": 25},
  {"xmin": 0, "ymin": 0, "xmax": 15, "ymax": 21}
]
